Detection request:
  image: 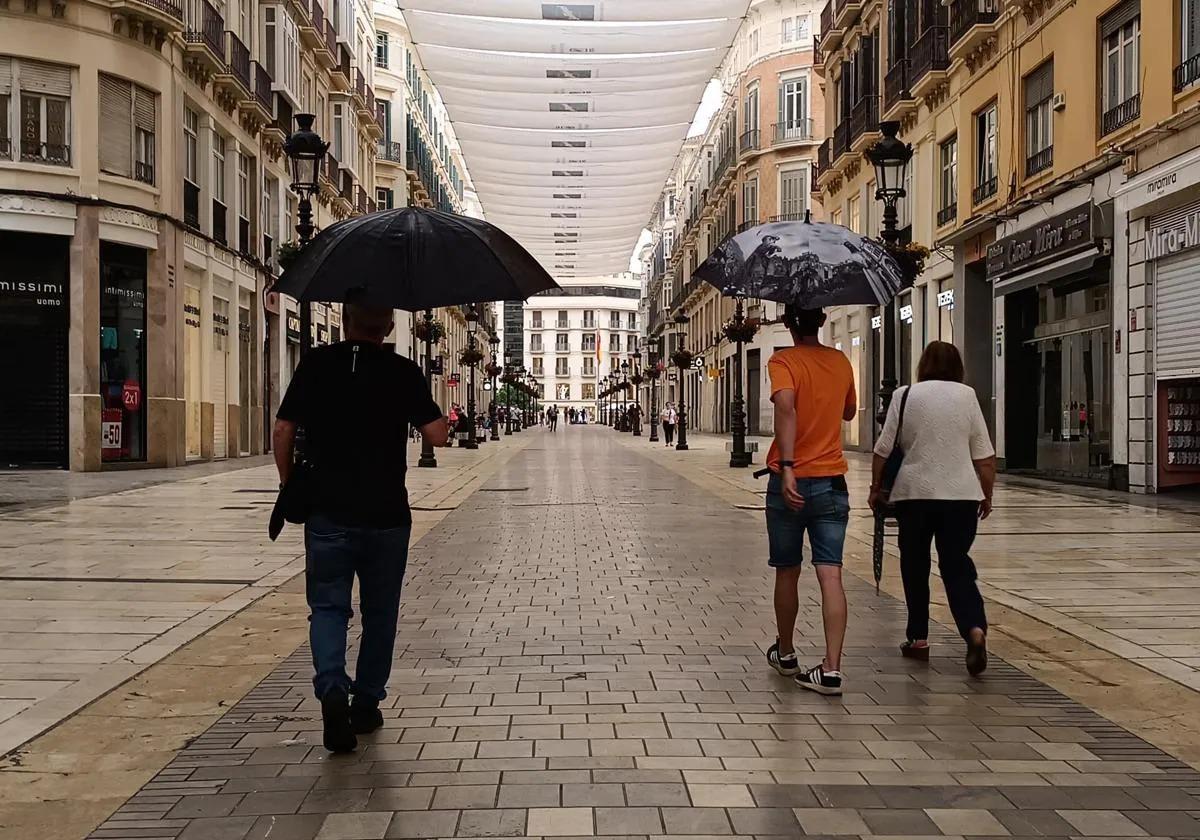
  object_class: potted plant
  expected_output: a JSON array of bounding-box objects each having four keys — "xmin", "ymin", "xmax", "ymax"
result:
[
  {"xmin": 721, "ymin": 316, "xmax": 760, "ymax": 343},
  {"xmin": 414, "ymin": 319, "xmax": 445, "ymax": 343},
  {"xmin": 276, "ymin": 241, "xmax": 301, "ymax": 272},
  {"xmin": 458, "ymin": 346, "xmax": 485, "ymax": 366},
  {"xmin": 629, "ymin": 373, "xmax": 645, "ymax": 386},
  {"xmin": 484, "ymin": 361, "xmax": 501, "ymax": 378},
  {"xmin": 894, "ymin": 241, "xmax": 932, "ymax": 276}
]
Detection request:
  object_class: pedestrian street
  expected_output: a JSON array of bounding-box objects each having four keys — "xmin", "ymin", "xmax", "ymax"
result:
[{"xmin": 5, "ymin": 425, "xmax": 1187, "ymax": 840}]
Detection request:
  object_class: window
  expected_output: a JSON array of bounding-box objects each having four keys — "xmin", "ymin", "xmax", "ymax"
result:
[
  {"xmin": 626, "ymin": 334, "xmax": 637, "ymax": 351},
  {"xmin": 5, "ymin": 59, "xmax": 71, "ymax": 166},
  {"xmin": 848, "ymin": 194, "xmax": 861, "ymax": 233},
  {"xmin": 743, "ymin": 85, "xmax": 759, "ymax": 136},
  {"xmin": 183, "ymin": 107, "xmax": 199, "ymax": 184},
  {"xmin": 582, "ymin": 332, "xmax": 596, "ymax": 352},
  {"xmin": 778, "ymin": 77, "xmax": 808, "ymax": 137},
  {"xmin": 532, "ymin": 357, "xmax": 543, "ymax": 376},
  {"xmin": 663, "ymin": 228, "xmax": 674, "ymax": 253},
  {"xmin": 99, "ymin": 75, "xmax": 154, "ymax": 182},
  {"xmin": 1181, "ymin": 0, "xmax": 1200, "ymax": 89},
  {"xmin": 555, "ymin": 333, "xmax": 568, "ymax": 351},
  {"xmin": 782, "ymin": 16, "xmax": 796, "ymax": 42},
  {"xmin": 973, "ymin": 103, "xmax": 998, "ymax": 203},
  {"xmin": 262, "ymin": 174, "xmax": 277, "ymax": 264},
  {"xmin": 237, "ymin": 152, "xmax": 251, "ymax": 253},
  {"xmin": 582, "ymin": 383, "xmax": 595, "ymax": 400},
  {"xmin": 797, "ymin": 15, "xmax": 811, "ymax": 43},
  {"xmin": 582, "ymin": 309, "xmax": 595, "ymax": 328},
  {"xmin": 1024, "ymin": 60, "xmax": 1054, "ymax": 176},
  {"xmin": 211, "ymin": 131, "xmax": 226, "ymax": 203},
  {"xmin": 780, "ymin": 168, "xmax": 807, "ymax": 220},
  {"xmin": 556, "ymin": 310, "xmax": 568, "ymax": 328},
  {"xmin": 332, "ymin": 100, "xmax": 346, "ymax": 161},
  {"xmin": 743, "ymin": 177, "xmax": 758, "ymax": 225},
  {"xmin": 627, "ymin": 312, "xmax": 637, "ymax": 330},
  {"xmin": 609, "ymin": 311, "xmax": 621, "ymax": 328},
  {"xmin": 938, "ymin": 136, "xmax": 958, "ymax": 225},
  {"xmin": 609, "ymin": 333, "xmax": 621, "ymax": 351},
  {"xmin": 583, "ymin": 357, "xmax": 595, "ymax": 377},
  {"xmin": 1101, "ymin": 3, "xmax": 1140, "ymax": 134},
  {"xmin": 555, "ymin": 357, "xmax": 569, "ymax": 376},
  {"xmin": 531, "ymin": 310, "xmax": 543, "ymax": 328},
  {"xmin": 610, "ymin": 356, "xmax": 620, "ymax": 372},
  {"xmin": 530, "ymin": 333, "xmax": 543, "ymax": 352},
  {"xmin": 376, "ymin": 32, "xmax": 389, "ymax": 68},
  {"xmin": 749, "ymin": 28, "xmax": 760, "ymax": 55},
  {"xmin": 376, "ymin": 187, "xmax": 394, "ymax": 209},
  {"xmin": 262, "ymin": 6, "xmax": 300, "ymax": 108}
]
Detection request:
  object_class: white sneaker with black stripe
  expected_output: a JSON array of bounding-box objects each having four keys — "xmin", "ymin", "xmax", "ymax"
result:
[
  {"xmin": 767, "ymin": 640, "xmax": 800, "ymax": 676},
  {"xmin": 794, "ymin": 663, "xmax": 843, "ymax": 696}
]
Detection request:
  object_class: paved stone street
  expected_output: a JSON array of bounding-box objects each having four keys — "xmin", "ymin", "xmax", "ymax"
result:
[{"xmin": 34, "ymin": 426, "xmax": 1199, "ymax": 840}]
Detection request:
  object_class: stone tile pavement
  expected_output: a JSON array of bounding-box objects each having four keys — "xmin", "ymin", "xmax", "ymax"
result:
[{"xmin": 81, "ymin": 427, "xmax": 1200, "ymax": 840}]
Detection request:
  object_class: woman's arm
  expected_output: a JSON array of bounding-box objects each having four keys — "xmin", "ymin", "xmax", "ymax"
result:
[{"xmin": 974, "ymin": 455, "xmax": 996, "ymax": 519}]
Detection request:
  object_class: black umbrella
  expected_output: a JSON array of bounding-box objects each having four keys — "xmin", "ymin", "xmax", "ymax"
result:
[
  {"xmin": 695, "ymin": 217, "xmax": 911, "ymax": 308},
  {"xmin": 272, "ymin": 207, "xmax": 560, "ymax": 309}
]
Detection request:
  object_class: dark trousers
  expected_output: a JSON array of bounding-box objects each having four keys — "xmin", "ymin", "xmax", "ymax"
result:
[
  {"xmin": 663, "ymin": 422, "xmax": 675, "ymax": 444},
  {"xmin": 895, "ymin": 500, "xmax": 987, "ymax": 642},
  {"xmin": 304, "ymin": 514, "xmax": 411, "ymax": 703}
]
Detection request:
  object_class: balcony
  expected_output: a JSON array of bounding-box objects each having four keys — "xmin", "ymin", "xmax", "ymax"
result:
[
  {"xmin": 19, "ymin": 141, "xmax": 70, "ymax": 166},
  {"xmin": 320, "ymin": 151, "xmax": 338, "ymax": 199},
  {"xmin": 314, "ymin": 19, "xmax": 336, "ymax": 69},
  {"xmin": 183, "ymin": 0, "xmax": 225, "ymax": 75},
  {"xmin": 300, "ymin": 0, "xmax": 324, "ymax": 49},
  {"xmin": 183, "ymin": 180, "xmax": 200, "ymax": 229},
  {"xmin": 263, "ymin": 93, "xmax": 291, "ymax": 147},
  {"xmin": 1176, "ymin": 54, "xmax": 1200, "ymax": 92},
  {"xmin": 239, "ymin": 60, "xmax": 273, "ymax": 124},
  {"xmin": 833, "ymin": 0, "xmax": 862, "ymax": 29},
  {"xmin": 949, "ymin": 0, "xmax": 1001, "ymax": 60},
  {"xmin": 883, "ymin": 60, "xmax": 915, "ymax": 119},
  {"xmin": 739, "ymin": 129, "xmax": 761, "ymax": 155},
  {"xmin": 1101, "ymin": 94, "xmax": 1140, "ymax": 136},
  {"xmin": 773, "ymin": 119, "xmax": 814, "ymax": 144},
  {"xmin": 817, "ymin": 137, "xmax": 831, "ymax": 177},
  {"xmin": 833, "ymin": 121, "xmax": 850, "ymax": 164},
  {"xmin": 353, "ymin": 68, "xmax": 366, "ymax": 107},
  {"xmin": 213, "ymin": 30, "xmax": 251, "ymax": 102},
  {"xmin": 287, "ymin": 0, "xmax": 308, "ymax": 24},
  {"xmin": 813, "ymin": 32, "xmax": 823, "ymax": 70},
  {"xmin": 849, "ymin": 95, "xmax": 880, "ymax": 152},
  {"xmin": 377, "ymin": 140, "xmax": 403, "ymax": 165},
  {"xmin": 937, "ymin": 202, "xmax": 957, "ymax": 228},
  {"xmin": 972, "ymin": 176, "xmax": 997, "ymax": 206},
  {"xmin": 770, "ymin": 212, "xmax": 807, "ymax": 222},
  {"xmin": 135, "ymin": 159, "xmax": 154, "ymax": 184},
  {"xmin": 819, "ymin": 0, "xmax": 843, "ymax": 53},
  {"xmin": 212, "ymin": 199, "xmax": 227, "ymax": 246},
  {"xmin": 108, "ymin": 0, "xmax": 184, "ymax": 37},
  {"xmin": 910, "ymin": 26, "xmax": 950, "ymax": 98},
  {"xmin": 331, "ymin": 45, "xmax": 352, "ymax": 91},
  {"xmin": 1025, "ymin": 145, "xmax": 1053, "ymax": 178}
]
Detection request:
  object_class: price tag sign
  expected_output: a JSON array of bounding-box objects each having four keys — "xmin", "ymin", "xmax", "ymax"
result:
[
  {"xmin": 122, "ymin": 381, "xmax": 142, "ymax": 412},
  {"xmin": 101, "ymin": 408, "xmax": 123, "ymax": 454}
]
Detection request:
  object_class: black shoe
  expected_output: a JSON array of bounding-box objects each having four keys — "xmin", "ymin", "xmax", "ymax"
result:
[
  {"xmin": 350, "ymin": 702, "xmax": 384, "ymax": 735},
  {"xmin": 794, "ymin": 663, "xmax": 843, "ymax": 696},
  {"xmin": 767, "ymin": 640, "xmax": 800, "ymax": 676},
  {"xmin": 320, "ymin": 689, "xmax": 357, "ymax": 753},
  {"xmin": 966, "ymin": 633, "xmax": 988, "ymax": 677}
]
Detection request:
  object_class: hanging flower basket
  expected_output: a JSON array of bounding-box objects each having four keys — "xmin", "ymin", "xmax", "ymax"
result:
[
  {"xmin": 671, "ymin": 349, "xmax": 694, "ymax": 369},
  {"xmin": 645, "ymin": 368, "xmax": 661, "ymax": 381},
  {"xmin": 414, "ymin": 319, "xmax": 445, "ymax": 343},
  {"xmin": 629, "ymin": 373, "xmax": 645, "ymax": 386},
  {"xmin": 484, "ymin": 361, "xmax": 501, "ymax": 378},
  {"xmin": 458, "ymin": 346, "xmax": 485, "ymax": 367},
  {"xmin": 722, "ymin": 316, "xmax": 760, "ymax": 343},
  {"xmin": 275, "ymin": 241, "xmax": 301, "ymax": 272},
  {"xmin": 894, "ymin": 241, "xmax": 932, "ymax": 277}
]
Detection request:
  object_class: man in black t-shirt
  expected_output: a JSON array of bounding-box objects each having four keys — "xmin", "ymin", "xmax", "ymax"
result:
[{"xmin": 274, "ymin": 302, "xmax": 447, "ymax": 753}]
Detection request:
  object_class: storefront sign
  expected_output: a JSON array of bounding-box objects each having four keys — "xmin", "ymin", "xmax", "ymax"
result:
[
  {"xmin": 184, "ymin": 302, "xmax": 201, "ymax": 329},
  {"xmin": 448, "ymin": 373, "xmax": 460, "ymax": 387},
  {"xmin": 1146, "ymin": 204, "xmax": 1200, "ymax": 260},
  {"xmin": 101, "ymin": 408, "xmax": 123, "ymax": 454},
  {"xmin": 316, "ymin": 324, "xmax": 329, "ymax": 345},
  {"xmin": 122, "ymin": 381, "xmax": 142, "ymax": 412},
  {"xmin": 430, "ymin": 356, "xmax": 444, "ymax": 375},
  {"xmin": 0, "ymin": 280, "xmax": 66, "ymax": 308},
  {"xmin": 871, "ymin": 315, "xmax": 882, "ymax": 330},
  {"xmin": 286, "ymin": 314, "xmax": 301, "ymax": 344},
  {"xmin": 937, "ymin": 289, "xmax": 955, "ymax": 308},
  {"xmin": 212, "ymin": 312, "xmax": 229, "ymax": 338},
  {"xmin": 986, "ymin": 203, "xmax": 1094, "ymax": 278},
  {"xmin": 899, "ymin": 304, "xmax": 914, "ymax": 323}
]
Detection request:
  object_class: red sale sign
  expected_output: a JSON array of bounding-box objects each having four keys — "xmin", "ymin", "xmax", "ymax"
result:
[{"xmin": 122, "ymin": 381, "xmax": 142, "ymax": 412}]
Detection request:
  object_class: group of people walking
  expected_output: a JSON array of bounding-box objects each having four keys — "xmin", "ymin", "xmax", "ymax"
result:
[{"xmin": 764, "ymin": 305, "xmax": 994, "ymax": 696}]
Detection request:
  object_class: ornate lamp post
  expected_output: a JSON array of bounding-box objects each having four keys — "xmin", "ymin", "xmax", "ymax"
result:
[
  {"xmin": 673, "ymin": 310, "xmax": 690, "ymax": 451},
  {"xmin": 618, "ymin": 359, "xmax": 629, "ymax": 432},
  {"xmin": 865, "ymin": 121, "xmax": 914, "ymax": 425},
  {"xmin": 461, "ymin": 304, "xmax": 479, "ymax": 450},
  {"xmin": 728, "ymin": 290, "xmax": 751, "ymax": 468},
  {"xmin": 504, "ymin": 361, "xmax": 514, "ymax": 435},
  {"xmin": 515, "ymin": 365, "xmax": 526, "ymax": 431},
  {"xmin": 488, "ymin": 334, "xmax": 501, "ymax": 440},
  {"xmin": 416, "ymin": 309, "xmax": 439, "ymax": 467},
  {"xmin": 282, "ymin": 114, "xmax": 328, "ymax": 356},
  {"xmin": 648, "ymin": 349, "xmax": 660, "ymax": 443}
]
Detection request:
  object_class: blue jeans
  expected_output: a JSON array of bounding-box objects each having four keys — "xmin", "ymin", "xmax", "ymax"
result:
[
  {"xmin": 765, "ymin": 473, "xmax": 850, "ymax": 568},
  {"xmin": 304, "ymin": 514, "xmax": 411, "ymax": 703}
]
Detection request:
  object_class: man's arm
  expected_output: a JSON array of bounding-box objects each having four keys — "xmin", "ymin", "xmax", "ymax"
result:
[
  {"xmin": 843, "ymin": 379, "xmax": 858, "ymax": 422},
  {"xmin": 273, "ymin": 419, "xmax": 298, "ymax": 485},
  {"xmin": 772, "ymin": 388, "xmax": 804, "ymax": 511},
  {"xmin": 419, "ymin": 416, "xmax": 450, "ymax": 448}
]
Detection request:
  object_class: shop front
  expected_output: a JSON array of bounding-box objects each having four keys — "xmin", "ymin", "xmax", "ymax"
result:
[
  {"xmin": 99, "ymin": 243, "xmax": 148, "ymax": 464},
  {"xmin": 989, "ymin": 198, "xmax": 1117, "ymax": 487},
  {"xmin": 0, "ymin": 231, "xmax": 70, "ymax": 467},
  {"xmin": 184, "ymin": 285, "xmax": 203, "ymax": 460}
]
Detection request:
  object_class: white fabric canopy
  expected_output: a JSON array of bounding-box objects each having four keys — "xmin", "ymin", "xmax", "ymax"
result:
[{"xmin": 406, "ymin": 1, "xmax": 749, "ymax": 275}]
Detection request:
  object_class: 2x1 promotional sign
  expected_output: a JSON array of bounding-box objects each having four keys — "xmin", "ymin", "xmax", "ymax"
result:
[{"xmin": 122, "ymin": 381, "xmax": 142, "ymax": 412}]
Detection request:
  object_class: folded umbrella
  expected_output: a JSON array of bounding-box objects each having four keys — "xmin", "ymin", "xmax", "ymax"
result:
[
  {"xmin": 272, "ymin": 207, "xmax": 560, "ymax": 309},
  {"xmin": 695, "ymin": 216, "xmax": 912, "ymax": 309}
]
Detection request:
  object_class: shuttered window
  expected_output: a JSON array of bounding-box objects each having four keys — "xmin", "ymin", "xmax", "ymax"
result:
[
  {"xmin": 1024, "ymin": 60, "xmax": 1053, "ymax": 167},
  {"xmin": 99, "ymin": 74, "xmax": 156, "ymax": 182},
  {"xmin": 2, "ymin": 58, "xmax": 71, "ymax": 165},
  {"xmin": 20, "ymin": 60, "xmax": 70, "ymax": 95},
  {"xmin": 1186, "ymin": 0, "xmax": 1200, "ymax": 62},
  {"xmin": 0, "ymin": 58, "xmax": 10, "ymax": 158}
]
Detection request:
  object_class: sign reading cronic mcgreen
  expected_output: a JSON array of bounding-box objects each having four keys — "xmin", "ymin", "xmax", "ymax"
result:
[{"xmin": 1145, "ymin": 204, "xmax": 1200, "ymax": 261}]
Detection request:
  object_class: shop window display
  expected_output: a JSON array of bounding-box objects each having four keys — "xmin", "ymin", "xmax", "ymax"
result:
[{"xmin": 100, "ymin": 243, "xmax": 147, "ymax": 462}]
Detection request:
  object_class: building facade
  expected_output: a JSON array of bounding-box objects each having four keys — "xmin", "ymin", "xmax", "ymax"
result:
[
  {"xmin": 642, "ymin": 0, "xmax": 826, "ymax": 438},
  {"xmin": 815, "ymin": 0, "xmax": 1200, "ymax": 493},
  {"xmin": 521, "ymin": 273, "xmax": 642, "ymax": 420}
]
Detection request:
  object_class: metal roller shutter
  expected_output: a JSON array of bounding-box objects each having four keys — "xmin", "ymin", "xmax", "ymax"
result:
[
  {"xmin": 1155, "ymin": 250, "xmax": 1200, "ymax": 379},
  {"xmin": 20, "ymin": 60, "xmax": 71, "ymax": 95},
  {"xmin": 99, "ymin": 74, "xmax": 132, "ymax": 177}
]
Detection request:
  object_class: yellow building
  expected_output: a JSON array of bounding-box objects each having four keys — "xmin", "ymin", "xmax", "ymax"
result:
[{"xmin": 816, "ymin": 0, "xmax": 1200, "ymax": 493}]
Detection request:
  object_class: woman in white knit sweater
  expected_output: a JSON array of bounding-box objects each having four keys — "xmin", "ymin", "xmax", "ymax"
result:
[{"xmin": 868, "ymin": 342, "xmax": 996, "ymax": 676}]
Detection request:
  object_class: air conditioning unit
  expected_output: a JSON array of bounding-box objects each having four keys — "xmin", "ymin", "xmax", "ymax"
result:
[{"xmin": 1051, "ymin": 92, "xmax": 1067, "ymax": 111}]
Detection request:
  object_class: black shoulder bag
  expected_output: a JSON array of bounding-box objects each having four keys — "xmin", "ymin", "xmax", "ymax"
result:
[{"xmin": 879, "ymin": 385, "xmax": 912, "ymax": 512}]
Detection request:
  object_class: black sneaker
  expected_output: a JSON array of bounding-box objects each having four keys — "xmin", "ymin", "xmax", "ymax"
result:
[
  {"xmin": 794, "ymin": 663, "xmax": 843, "ymax": 696},
  {"xmin": 349, "ymin": 701, "xmax": 384, "ymax": 735},
  {"xmin": 767, "ymin": 640, "xmax": 800, "ymax": 676},
  {"xmin": 320, "ymin": 689, "xmax": 357, "ymax": 753},
  {"xmin": 966, "ymin": 634, "xmax": 988, "ymax": 677}
]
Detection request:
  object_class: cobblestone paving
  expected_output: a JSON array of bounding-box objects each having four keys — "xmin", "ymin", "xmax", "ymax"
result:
[{"xmin": 87, "ymin": 428, "xmax": 1200, "ymax": 839}]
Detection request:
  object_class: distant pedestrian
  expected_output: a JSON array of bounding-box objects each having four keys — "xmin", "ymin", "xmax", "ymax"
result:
[
  {"xmin": 273, "ymin": 300, "xmax": 448, "ymax": 753},
  {"xmin": 869, "ymin": 341, "xmax": 995, "ymax": 676},
  {"xmin": 765, "ymin": 306, "xmax": 856, "ymax": 696},
  {"xmin": 662, "ymin": 402, "xmax": 677, "ymax": 446}
]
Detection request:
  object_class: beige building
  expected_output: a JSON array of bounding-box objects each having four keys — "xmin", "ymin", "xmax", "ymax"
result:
[
  {"xmin": 816, "ymin": 0, "xmax": 1200, "ymax": 493},
  {"xmin": 643, "ymin": 0, "xmax": 825, "ymax": 437}
]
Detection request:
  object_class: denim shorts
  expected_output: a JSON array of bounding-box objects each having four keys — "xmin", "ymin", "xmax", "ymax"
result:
[{"xmin": 765, "ymin": 473, "xmax": 851, "ymax": 568}]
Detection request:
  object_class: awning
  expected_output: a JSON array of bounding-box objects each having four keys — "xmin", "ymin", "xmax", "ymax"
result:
[{"xmin": 992, "ymin": 246, "xmax": 1106, "ymax": 298}]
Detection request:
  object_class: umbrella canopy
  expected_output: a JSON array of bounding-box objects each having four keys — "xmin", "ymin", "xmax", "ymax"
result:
[
  {"xmin": 695, "ymin": 219, "xmax": 911, "ymax": 309},
  {"xmin": 272, "ymin": 207, "xmax": 560, "ymax": 310}
]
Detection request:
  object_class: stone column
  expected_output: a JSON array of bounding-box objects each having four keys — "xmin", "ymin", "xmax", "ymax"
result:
[{"xmin": 69, "ymin": 206, "xmax": 101, "ymax": 471}]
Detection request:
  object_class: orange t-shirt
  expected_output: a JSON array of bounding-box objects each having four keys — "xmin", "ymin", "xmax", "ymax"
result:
[{"xmin": 766, "ymin": 344, "xmax": 857, "ymax": 477}]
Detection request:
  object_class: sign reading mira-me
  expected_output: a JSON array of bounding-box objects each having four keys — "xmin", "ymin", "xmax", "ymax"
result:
[{"xmin": 1145, "ymin": 204, "xmax": 1200, "ymax": 261}]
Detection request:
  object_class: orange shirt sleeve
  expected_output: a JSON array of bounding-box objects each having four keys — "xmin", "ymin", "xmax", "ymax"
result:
[{"xmin": 767, "ymin": 355, "xmax": 795, "ymax": 399}]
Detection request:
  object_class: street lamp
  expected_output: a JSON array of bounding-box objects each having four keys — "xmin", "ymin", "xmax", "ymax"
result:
[
  {"xmin": 462, "ymin": 305, "xmax": 479, "ymax": 450},
  {"xmin": 865, "ymin": 120, "xmax": 914, "ymax": 425},
  {"xmin": 283, "ymin": 114, "xmax": 328, "ymax": 356},
  {"xmin": 488, "ymin": 334, "xmax": 501, "ymax": 440},
  {"xmin": 728, "ymin": 289, "xmax": 751, "ymax": 468},
  {"xmin": 515, "ymin": 365, "xmax": 526, "ymax": 431},
  {"xmin": 619, "ymin": 359, "xmax": 630, "ymax": 433},
  {"xmin": 673, "ymin": 310, "xmax": 690, "ymax": 451},
  {"xmin": 416, "ymin": 309, "xmax": 439, "ymax": 467},
  {"xmin": 648, "ymin": 347, "xmax": 660, "ymax": 443},
  {"xmin": 504, "ymin": 360, "xmax": 514, "ymax": 435}
]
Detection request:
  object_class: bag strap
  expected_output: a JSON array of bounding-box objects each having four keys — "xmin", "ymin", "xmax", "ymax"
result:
[{"xmin": 892, "ymin": 385, "xmax": 912, "ymax": 453}]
